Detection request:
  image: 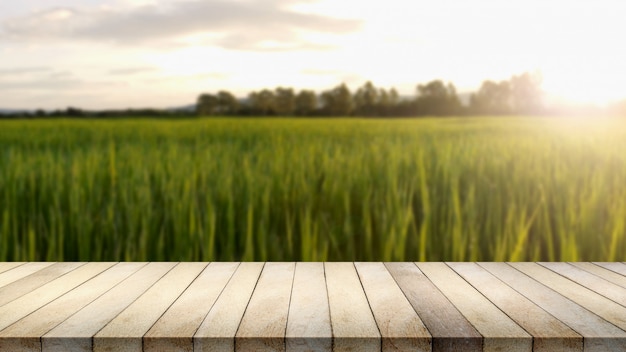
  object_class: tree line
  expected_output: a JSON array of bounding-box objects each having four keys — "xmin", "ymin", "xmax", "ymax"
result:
[
  {"xmin": 197, "ymin": 72, "xmax": 546, "ymax": 117},
  {"xmin": 2, "ymin": 71, "xmax": 625, "ymax": 118},
  {"xmin": 0, "ymin": 107, "xmax": 193, "ymax": 119}
]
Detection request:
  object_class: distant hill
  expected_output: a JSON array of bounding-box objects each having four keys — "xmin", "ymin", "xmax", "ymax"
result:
[
  {"xmin": 0, "ymin": 105, "xmax": 197, "ymax": 116},
  {"xmin": 0, "ymin": 109, "xmax": 30, "ymax": 114},
  {"xmin": 166, "ymin": 104, "xmax": 196, "ymax": 113}
]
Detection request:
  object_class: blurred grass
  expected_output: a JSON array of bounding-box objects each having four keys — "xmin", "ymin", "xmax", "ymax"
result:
[{"xmin": 1, "ymin": 116, "xmax": 625, "ymax": 261}]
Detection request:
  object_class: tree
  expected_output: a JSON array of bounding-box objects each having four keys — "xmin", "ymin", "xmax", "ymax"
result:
[
  {"xmin": 469, "ymin": 72, "xmax": 543, "ymax": 115},
  {"xmin": 353, "ymin": 81, "xmax": 379, "ymax": 116},
  {"xmin": 197, "ymin": 93, "xmax": 218, "ymax": 115},
  {"xmin": 321, "ymin": 83, "xmax": 353, "ymax": 116},
  {"xmin": 389, "ymin": 88, "xmax": 399, "ymax": 106},
  {"xmin": 217, "ymin": 90, "xmax": 239, "ymax": 115},
  {"xmin": 469, "ymin": 80, "xmax": 512, "ymax": 115},
  {"xmin": 274, "ymin": 87, "xmax": 296, "ymax": 116},
  {"xmin": 248, "ymin": 89, "xmax": 275, "ymax": 115},
  {"xmin": 378, "ymin": 88, "xmax": 389, "ymax": 116},
  {"xmin": 510, "ymin": 72, "xmax": 543, "ymax": 114},
  {"xmin": 386, "ymin": 88, "xmax": 401, "ymax": 116},
  {"xmin": 415, "ymin": 80, "xmax": 461, "ymax": 116},
  {"xmin": 66, "ymin": 106, "xmax": 84, "ymax": 117},
  {"xmin": 295, "ymin": 90, "xmax": 317, "ymax": 116},
  {"xmin": 377, "ymin": 87, "xmax": 401, "ymax": 116}
]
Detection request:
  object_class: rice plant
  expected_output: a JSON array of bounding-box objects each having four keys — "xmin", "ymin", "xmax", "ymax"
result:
[{"xmin": 1, "ymin": 116, "xmax": 625, "ymax": 261}]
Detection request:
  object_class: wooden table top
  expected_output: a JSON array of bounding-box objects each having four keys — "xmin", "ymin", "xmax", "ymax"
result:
[{"xmin": 0, "ymin": 261, "xmax": 625, "ymax": 351}]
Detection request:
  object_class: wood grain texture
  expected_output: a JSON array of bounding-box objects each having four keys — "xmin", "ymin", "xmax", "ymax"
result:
[
  {"xmin": 540, "ymin": 262, "xmax": 626, "ymax": 307},
  {"xmin": 236, "ymin": 262, "xmax": 295, "ymax": 352},
  {"xmin": 143, "ymin": 262, "xmax": 239, "ymax": 352},
  {"xmin": 569, "ymin": 262, "xmax": 626, "ymax": 289},
  {"xmin": 448, "ymin": 262, "xmax": 582, "ymax": 352},
  {"xmin": 0, "ymin": 263, "xmax": 25, "ymax": 275},
  {"xmin": 355, "ymin": 262, "xmax": 431, "ymax": 352},
  {"xmin": 480, "ymin": 262, "xmax": 626, "ymax": 351},
  {"xmin": 0, "ymin": 261, "xmax": 622, "ymax": 352},
  {"xmin": 286, "ymin": 262, "xmax": 332, "ymax": 352},
  {"xmin": 0, "ymin": 262, "xmax": 83, "ymax": 307},
  {"xmin": 0, "ymin": 262, "xmax": 144, "ymax": 352},
  {"xmin": 325, "ymin": 262, "xmax": 380, "ymax": 352},
  {"xmin": 42, "ymin": 262, "xmax": 176, "ymax": 352},
  {"xmin": 0, "ymin": 262, "xmax": 53, "ymax": 289},
  {"xmin": 385, "ymin": 262, "xmax": 481, "ymax": 352},
  {"xmin": 193, "ymin": 262, "xmax": 264, "ymax": 352},
  {"xmin": 593, "ymin": 262, "xmax": 626, "ymax": 276},
  {"xmin": 93, "ymin": 262, "xmax": 208, "ymax": 352},
  {"xmin": 0, "ymin": 262, "xmax": 114, "ymax": 331},
  {"xmin": 510, "ymin": 262, "xmax": 626, "ymax": 331},
  {"xmin": 416, "ymin": 262, "xmax": 531, "ymax": 352}
]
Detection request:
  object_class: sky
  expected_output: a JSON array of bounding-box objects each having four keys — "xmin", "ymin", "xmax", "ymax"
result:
[{"xmin": 1, "ymin": 0, "xmax": 626, "ymax": 110}]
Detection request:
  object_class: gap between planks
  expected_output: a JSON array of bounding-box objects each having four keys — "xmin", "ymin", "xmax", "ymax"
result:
[{"xmin": 0, "ymin": 262, "xmax": 625, "ymax": 352}]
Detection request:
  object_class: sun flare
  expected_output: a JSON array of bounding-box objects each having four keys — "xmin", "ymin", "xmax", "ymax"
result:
[
  {"xmin": 1, "ymin": 0, "xmax": 626, "ymax": 109},
  {"xmin": 543, "ymin": 69, "xmax": 626, "ymax": 107}
]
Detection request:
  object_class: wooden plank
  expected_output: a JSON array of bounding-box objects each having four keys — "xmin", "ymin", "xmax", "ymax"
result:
[
  {"xmin": 0, "ymin": 261, "xmax": 623, "ymax": 352},
  {"xmin": 0, "ymin": 262, "xmax": 144, "ymax": 352},
  {"xmin": 325, "ymin": 262, "xmax": 380, "ymax": 352},
  {"xmin": 570, "ymin": 262, "xmax": 626, "ymax": 289},
  {"xmin": 93, "ymin": 262, "xmax": 208, "ymax": 352},
  {"xmin": 0, "ymin": 262, "xmax": 53, "ymax": 289},
  {"xmin": 540, "ymin": 262, "xmax": 626, "ymax": 306},
  {"xmin": 448, "ymin": 262, "xmax": 582, "ymax": 352},
  {"xmin": 593, "ymin": 262, "xmax": 626, "ymax": 276},
  {"xmin": 286, "ymin": 262, "xmax": 332, "ymax": 352},
  {"xmin": 235, "ymin": 262, "xmax": 295, "ymax": 352},
  {"xmin": 0, "ymin": 262, "xmax": 25, "ymax": 275},
  {"xmin": 355, "ymin": 262, "xmax": 431, "ymax": 352},
  {"xmin": 193, "ymin": 262, "xmax": 264, "ymax": 352},
  {"xmin": 510, "ymin": 262, "xmax": 626, "ymax": 331},
  {"xmin": 480, "ymin": 262, "xmax": 626, "ymax": 351},
  {"xmin": 42, "ymin": 262, "xmax": 176, "ymax": 352},
  {"xmin": 416, "ymin": 262, "xmax": 531, "ymax": 352},
  {"xmin": 0, "ymin": 262, "xmax": 79, "ymax": 306},
  {"xmin": 385, "ymin": 262, "xmax": 482, "ymax": 352},
  {"xmin": 0, "ymin": 262, "xmax": 114, "ymax": 332},
  {"xmin": 143, "ymin": 262, "xmax": 239, "ymax": 352}
]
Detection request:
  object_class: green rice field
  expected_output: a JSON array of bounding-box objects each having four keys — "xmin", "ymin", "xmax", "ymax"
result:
[{"xmin": 1, "ymin": 117, "xmax": 625, "ymax": 261}]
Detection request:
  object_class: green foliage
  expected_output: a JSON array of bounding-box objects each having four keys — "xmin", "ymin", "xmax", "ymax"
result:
[
  {"xmin": 320, "ymin": 83, "xmax": 354, "ymax": 116},
  {"xmin": 295, "ymin": 90, "xmax": 317, "ymax": 116},
  {"xmin": 415, "ymin": 80, "xmax": 462, "ymax": 116},
  {"xmin": 248, "ymin": 89, "xmax": 276, "ymax": 116},
  {"xmin": 217, "ymin": 91, "xmax": 239, "ymax": 115},
  {"xmin": 1, "ymin": 117, "xmax": 625, "ymax": 261},
  {"xmin": 470, "ymin": 72, "xmax": 544, "ymax": 115},
  {"xmin": 274, "ymin": 87, "xmax": 296, "ymax": 116},
  {"xmin": 470, "ymin": 80, "xmax": 512, "ymax": 115},
  {"xmin": 354, "ymin": 81, "xmax": 379, "ymax": 116}
]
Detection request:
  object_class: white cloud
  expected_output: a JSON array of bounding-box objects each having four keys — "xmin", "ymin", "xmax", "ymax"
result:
[
  {"xmin": 1, "ymin": 0, "xmax": 626, "ymax": 108},
  {"xmin": 42, "ymin": 8, "xmax": 74, "ymax": 21},
  {"xmin": 108, "ymin": 66, "xmax": 159, "ymax": 75},
  {"xmin": 1, "ymin": 0, "xmax": 362, "ymax": 51},
  {"xmin": 0, "ymin": 66, "xmax": 51, "ymax": 76}
]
